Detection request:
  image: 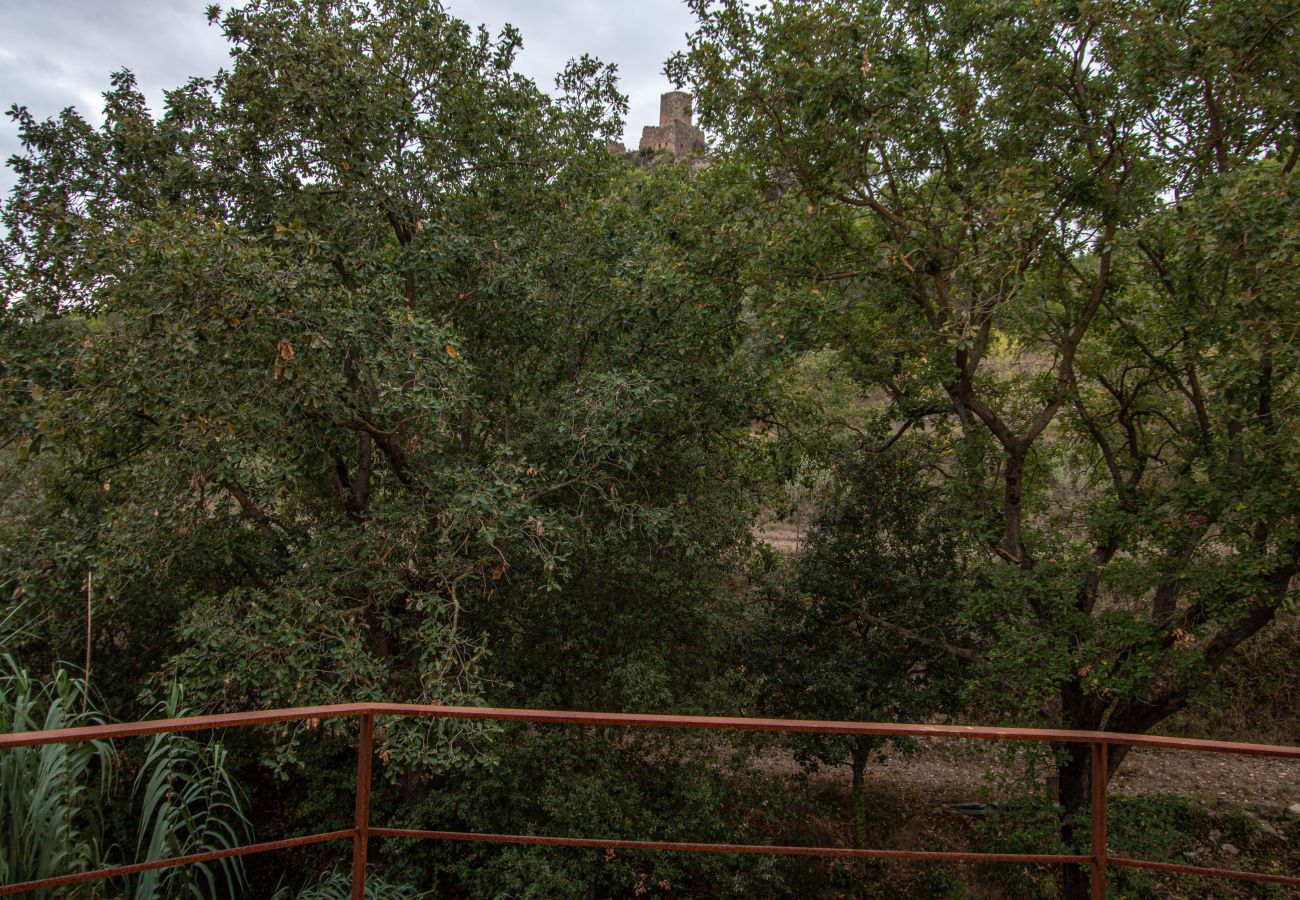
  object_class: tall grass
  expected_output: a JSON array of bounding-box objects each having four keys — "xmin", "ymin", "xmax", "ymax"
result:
[
  {"xmin": 0, "ymin": 655, "xmax": 111, "ymax": 897},
  {"xmin": 1, "ymin": 606, "xmax": 250, "ymax": 897},
  {"xmin": 130, "ymin": 684, "xmax": 250, "ymax": 899}
]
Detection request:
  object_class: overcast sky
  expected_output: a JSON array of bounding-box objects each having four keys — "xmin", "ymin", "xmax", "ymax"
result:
[{"xmin": 0, "ymin": 0, "xmax": 701, "ymax": 194}]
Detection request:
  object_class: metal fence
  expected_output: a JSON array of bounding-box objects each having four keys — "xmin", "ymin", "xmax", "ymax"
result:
[{"xmin": 2, "ymin": 702, "xmax": 1297, "ymax": 898}]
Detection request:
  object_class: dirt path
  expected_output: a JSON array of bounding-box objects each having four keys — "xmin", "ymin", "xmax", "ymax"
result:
[
  {"xmin": 754, "ymin": 520, "xmax": 804, "ymax": 555},
  {"xmin": 750, "ymin": 739, "xmax": 1300, "ymax": 807},
  {"xmin": 1112, "ymin": 746, "xmax": 1300, "ymax": 805},
  {"xmin": 754, "ymin": 513, "xmax": 807, "ymax": 555},
  {"xmin": 739, "ymin": 741, "xmax": 1300, "ymax": 898}
]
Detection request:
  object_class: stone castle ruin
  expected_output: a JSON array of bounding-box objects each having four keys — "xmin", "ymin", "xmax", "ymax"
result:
[{"xmin": 637, "ymin": 91, "xmax": 707, "ymax": 158}]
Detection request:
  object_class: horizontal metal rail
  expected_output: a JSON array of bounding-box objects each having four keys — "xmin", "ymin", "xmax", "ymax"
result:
[
  {"xmin": 1, "ymin": 702, "xmax": 1297, "ymax": 898},
  {"xmin": 0, "ymin": 832, "xmax": 354, "ymax": 896},
  {"xmin": 4, "ymin": 701, "xmax": 1300, "ymax": 756},
  {"xmin": 369, "ymin": 827, "xmax": 1093, "ymax": 865}
]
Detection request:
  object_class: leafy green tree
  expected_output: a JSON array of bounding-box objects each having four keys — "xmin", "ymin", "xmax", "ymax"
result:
[
  {"xmin": 757, "ymin": 443, "xmax": 971, "ymax": 849},
  {"xmin": 2, "ymin": 0, "xmax": 627, "ymax": 756},
  {"xmin": 672, "ymin": 1, "xmax": 1300, "ymax": 895},
  {"xmin": 2, "ymin": 0, "xmax": 775, "ymax": 892},
  {"xmin": 390, "ymin": 157, "xmax": 784, "ymax": 899}
]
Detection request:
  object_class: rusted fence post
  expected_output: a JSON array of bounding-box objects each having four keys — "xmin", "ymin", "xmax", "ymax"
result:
[
  {"xmin": 352, "ymin": 712, "xmax": 374, "ymax": 900},
  {"xmin": 1090, "ymin": 742, "xmax": 1108, "ymax": 900}
]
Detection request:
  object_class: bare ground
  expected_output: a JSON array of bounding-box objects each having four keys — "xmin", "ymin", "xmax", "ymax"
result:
[{"xmin": 750, "ymin": 739, "xmax": 1300, "ymax": 806}]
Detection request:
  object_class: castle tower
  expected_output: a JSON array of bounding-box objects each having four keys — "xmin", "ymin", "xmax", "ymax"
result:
[
  {"xmin": 659, "ymin": 91, "xmax": 693, "ymax": 127},
  {"xmin": 639, "ymin": 91, "xmax": 706, "ymax": 158}
]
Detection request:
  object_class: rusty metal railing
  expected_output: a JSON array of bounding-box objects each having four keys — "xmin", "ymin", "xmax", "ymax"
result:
[{"xmin": 1, "ymin": 703, "xmax": 1297, "ymax": 898}]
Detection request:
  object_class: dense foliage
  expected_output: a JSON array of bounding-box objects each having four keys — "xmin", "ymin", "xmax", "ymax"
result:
[
  {"xmin": 2, "ymin": 0, "xmax": 1298, "ymax": 896},
  {"xmin": 672, "ymin": 0, "xmax": 1299, "ymax": 894},
  {"xmin": 0, "ymin": 0, "xmax": 761, "ymax": 753},
  {"xmin": 754, "ymin": 444, "xmax": 971, "ymax": 848}
]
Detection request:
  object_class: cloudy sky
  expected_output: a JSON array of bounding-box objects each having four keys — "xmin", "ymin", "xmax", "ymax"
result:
[{"xmin": 0, "ymin": 0, "xmax": 701, "ymax": 194}]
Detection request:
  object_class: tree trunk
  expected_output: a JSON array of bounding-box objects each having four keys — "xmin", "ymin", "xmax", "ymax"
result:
[
  {"xmin": 1057, "ymin": 742, "xmax": 1093, "ymax": 900},
  {"xmin": 851, "ymin": 737, "xmax": 870, "ymax": 850}
]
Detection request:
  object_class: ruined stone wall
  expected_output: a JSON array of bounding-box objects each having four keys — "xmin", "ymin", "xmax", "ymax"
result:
[
  {"xmin": 639, "ymin": 122, "xmax": 705, "ymax": 157},
  {"xmin": 638, "ymin": 91, "xmax": 706, "ymax": 158}
]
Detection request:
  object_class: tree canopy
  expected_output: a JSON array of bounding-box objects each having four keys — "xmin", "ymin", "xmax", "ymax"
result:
[
  {"xmin": 672, "ymin": 0, "xmax": 1299, "ymax": 893},
  {"xmin": 0, "ymin": 0, "xmax": 765, "ymax": 770},
  {"xmin": 3, "ymin": 0, "xmax": 1299, "ymax": 896}
]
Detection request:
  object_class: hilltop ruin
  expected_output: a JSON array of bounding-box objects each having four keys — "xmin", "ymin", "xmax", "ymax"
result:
[{"xmin": 638, "ymin": 91, "xmax": 707, "ymax": 157}]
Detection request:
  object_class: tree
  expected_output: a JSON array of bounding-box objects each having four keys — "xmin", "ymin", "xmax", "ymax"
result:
[
  {"xmin": 0, "ymin": 0, "xmax": 764, "ymax": 759},
  {"xmin": 1, "ymin": 0, "xmax": 624, "ymax": 753},
  {"xmin": 2, "ymin": 0, "xmax": 776, "ymax": 891},
  {"xmin": 397, "ymin": 158, "xmax": 785, "ymax": 899},
  {"xmin": 672, "ymin": 1, "xmax": 1300, "ymax": 895},
  {"xmin": 756, "ymin": 442, "xmax": 970, "ymax": 850}
]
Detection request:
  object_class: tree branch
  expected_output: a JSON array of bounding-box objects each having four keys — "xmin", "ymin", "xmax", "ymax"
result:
[{"xmin": 855, "ymin": 607, "xmax": 982, "ymax": 663}]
